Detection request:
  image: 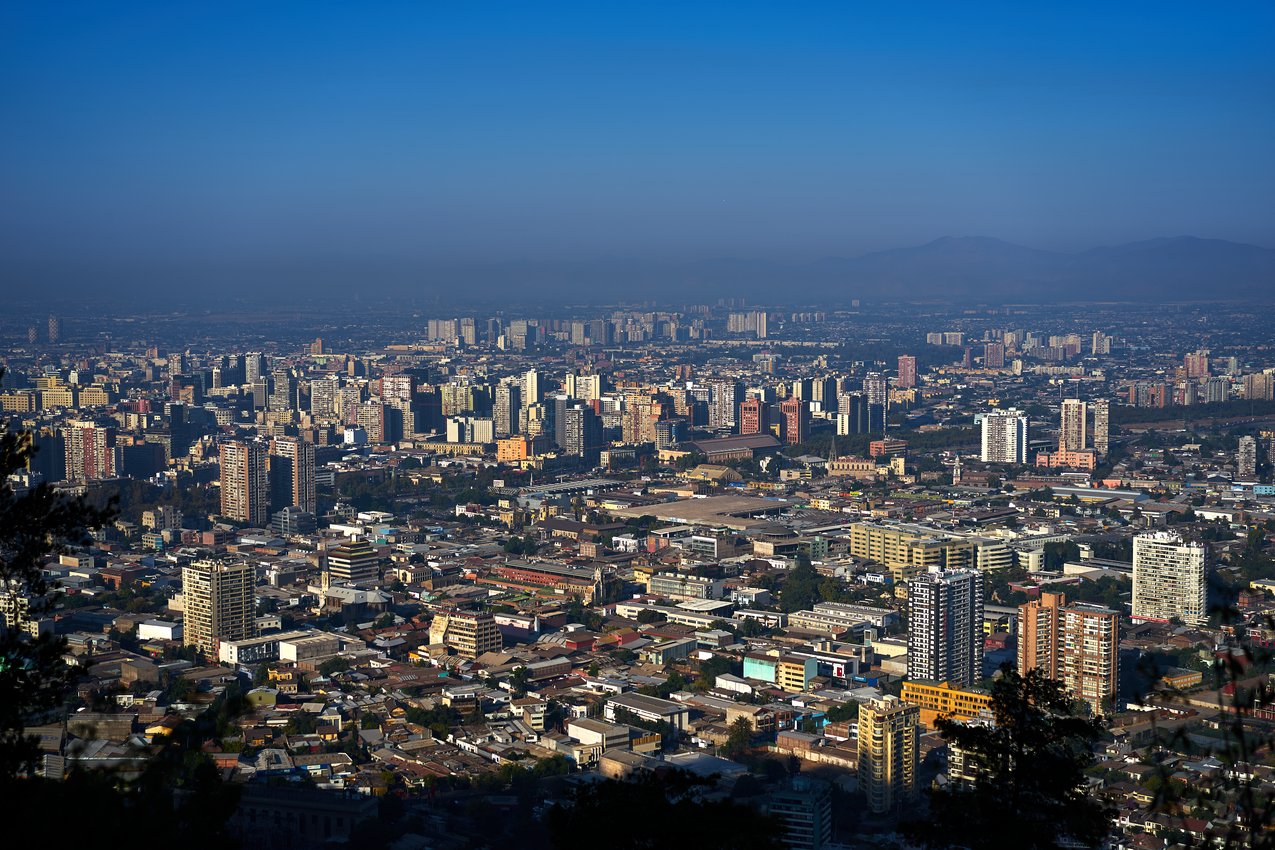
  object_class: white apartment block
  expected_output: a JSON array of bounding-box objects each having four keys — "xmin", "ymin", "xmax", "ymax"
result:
[{"xmin": 1132, "ymin": 531, "xmax": 1207, "ymax": 626}]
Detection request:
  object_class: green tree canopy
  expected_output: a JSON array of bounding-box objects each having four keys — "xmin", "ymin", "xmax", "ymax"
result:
[{"xmin": 901, "ymin": 666, "xmax": 1109, "ymax": 850}]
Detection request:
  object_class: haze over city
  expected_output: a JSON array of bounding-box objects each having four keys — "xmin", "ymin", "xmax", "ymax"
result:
[
  {"xmin": 2, "ymin": 3, "xmax": 1272, "ymax": 302},
  {"xmin": 8, "ymin": 6, "xmax": 1275, "ymax": 850}
]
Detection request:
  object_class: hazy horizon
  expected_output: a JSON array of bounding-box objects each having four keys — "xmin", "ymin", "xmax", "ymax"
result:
[{"xmin": 2, "ymin": 3, "xmax": 1273, "ymax": 298}]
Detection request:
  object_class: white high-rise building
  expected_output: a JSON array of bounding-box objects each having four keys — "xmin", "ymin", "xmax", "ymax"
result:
[
  {"xmin": 1238, "ymin": 436, "xmax": 1258, "ymax": 479},
  {"xmin": 1132, "ymin": 531, "xmax": 1207, "ymax": 626},
  {"xmin": 981, "ymin": 408, "xmax": 1028, "ymax": 463},
  {"xmin": 1092, "ymin": 399, "xmax": 1110, "ymax": 455},
  {"xmin": 907, "ymin": 567, "xmax": 985, "ymax": 686},
  {"xmin": 1060, "ymin": 398, "xmax": 1087, "ymax": 453}
]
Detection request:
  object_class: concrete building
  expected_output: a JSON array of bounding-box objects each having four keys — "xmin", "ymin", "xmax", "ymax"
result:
[
  {"xmin": 1239, "ymin": 435, "xmax": 1258, "ymax": 478},
  {"xmin": 897, "ymin": 355, "xmax": 917, "ymax": 389},
  {"xmin": 981, "ymin": 408, "xmax": 1028, "ymax": 464},
  {"xmin": 1093, "ymin": 399, "xmax": 1110, "ymax": 455},
  {"xmin": 270, "ymin": 436, "xmax": 316, "ymax": 514},
  {"xmin": 183, "ymin": 558, "xmax": 256, "ymax": 656},
  {"xmin": 326, "ymin": 540, "xmax": 379, "ymax": 585},
  {"xmin": 769, "ymin": 776, "xmax": 833, "ymax": 850},
  {"xmin": 1060, "ymin": 399, "xmax": 1087, "ymax": 453},
  {"xmin": 1018, "ymin": 591, "xmax": 1066, "ymax": 679},
  {"xmin": 858, "ymin": 695, "xmax": 919, "ymax": 814},
  {"xmin": 221, "ymin": 441, "xmax": 269, "ymax": 526},
  {"xmin": 428, "ymin": 609, "xmax": 502, "ymax": 658},
  {"xmin": 1132, "ymin": 531, "xmax": 1207, "ymax": 627},
  {"xmin": 1061, "ymin": 603, "xmax": 1120, "ymax": 713},
  {"xmin": 907, "ymin": 568, "xmax": 984, "ymax": 686}
]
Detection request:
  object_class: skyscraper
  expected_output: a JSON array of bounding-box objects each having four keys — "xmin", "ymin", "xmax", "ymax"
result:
[
  {"xmin": 48, "ymin": 314, "xmax": 60, "ymax": 344},
  {"xmin": 1060, "ymin": 398, "xmax": 1087, "ymax": 452},
  {"xmin": 907, "ymin": 567, "xmax": 984, "ymax": 686},
  {"xmin": 858, "ymin": 696, "xmax": 919, "ymax": 815},
  {"xmin": 709, "ymin": 379, "xmax": 742, "ymax": 431},
  {"xmin": 1239, "ymin": 435, "xmax": 1258, "ymax": 478},
  {"xmin": 780, "ymin": 398, "xmax": 808, "ymax": 445},
  {"xmin": 310, "ymin": 376, "xmax": 340, "ymax": 419},
  {"xmin": 740, "ymin": 397, "xmax": 770, "ymax": 436},
  {"xmin": 1132, "ymin": 531, "xmax": 1207, "ymax": 626},
  {"xmin": 1017, "ymin": 591, "xmax": 1066, "ymax": 679},
  {"xmin": 269, "ymin": 436, "xmax": 316, "ymax": 514},
  {"xmin": 523, "ymin": 369, "xmax": 542, "ymax": 405},
  {"xmin": 494, "ymin": 382, "xmax": 522, "ymax": 438},
  {"xmin": 1061, "ymin": 603, "xmax": 1120, "ymax": 713},
  {"xmin": 897, "ymin": 355, "xmax": 917, "ymax": 389},
  {"xmin": 61, "ymin": 421, "xmax": 117, "ymax": 480},
  {"xmin": 1092, "ymin": 399, "xmax": 1110, "ymax": 455},
  {"xmin": 563, "ymin": 405, "xmax": 603, "ymax": 462},
  {"xmin": 182, "ymin": 558, "xmax": 255, "ymax": 656},
  {"xmin": 981, "ymin": 408, "xmax": 1028, "ymax": 463},
  {"xmin": 220, "ymin": 441, "xmax": 269, "ymax": 525},
  {"xmin": 984, "ymin": 343, "xmax": 1005, "ymax": 369},
  {"xmin": 269, "ymin": 368, "xmax": 297, "ymax": 412}
]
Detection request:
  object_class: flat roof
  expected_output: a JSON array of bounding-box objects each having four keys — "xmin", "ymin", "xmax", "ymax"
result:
[{"xmin": 606, "ymin": 495, "xmax": 790, "ymax": 531}]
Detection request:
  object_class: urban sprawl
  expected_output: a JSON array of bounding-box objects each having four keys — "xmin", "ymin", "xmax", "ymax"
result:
[{"xmin": 6, "ymin": 299, "xmax": 1275, "ymax": 849}]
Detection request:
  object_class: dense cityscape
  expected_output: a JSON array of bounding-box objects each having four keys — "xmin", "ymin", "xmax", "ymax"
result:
[{"xmin": 5, "ymin": 296, "xmax": 1275, "ymax": 848}]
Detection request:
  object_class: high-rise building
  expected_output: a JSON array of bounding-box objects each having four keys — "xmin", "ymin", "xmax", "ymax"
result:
[
  {"xmin": 269, "ymin": 436, "xmax": 316, "ymax": 514},
  {"xmin": 1092, "ymin": 399, "xmax": 1110, "ymax": 455},
  {"xmin": 907, "ymin": 567, "xmax": 984, "ymax": 686},
  {"xmin": 310, "ymin": 376, "xmax": 340, "ymax": 419},
  {"xmin": 269, "ymin": 368, "xmax": 297, "ymax": 412},
  {"xmin": 981, "ymin": 408, "xmax": 1028, "ymax": 463},
  {"xmin": 1060, "ymin": 398, "xmax": 1087, "ymax": 453},
  {"xmin": 1061, "ymin": 603, "xmax": 1119, "ymax": 713},
  {"xmin": 863, "ymin": 372, "xmax": 888, "ymax": 408},
  {"xmin": 220, "ymin": 441, "xmax": 269, "ymax": 525},
  {"xmin": 326, "ymin": 540, "xmax": 379, "ymax": 585},
  {"xmin": 1203, "ymin": 377, "xmax": 1227, "ymax": 403},
  {"xmin": 61, "ymin": 421, "xmax": 117, "ymax": 480},
  {"xmin": 1245, "ymin": 373, "xmax": 1275, "ymax": 402},
  {"xmin": 769, "ymin": 776, "xmax": 833, "ymax": 850},
  {"xmin": 244, "ymin": 352, "xmax": 267, "ymax": 384},
  {"xmin": 1017, "ymin": 591, "xmax": 1066, "ymax": 679},
  {"xmin": 1184, "ymin": 351, "xmax": 1209, "ymax": 379},
  {"xmin": 983, "ymin": 343, "xmax": 1004, "ymax": 369},
  {"xmin": 1239, "ymin": 435, "xmax": 1258, "ymax": 478},
  {"xmin": 740, "ymin": 397, "xmax": 770, "ymax": 435},
  {"xmin": 182, "ymin": 558, "xmax": 255, "ymax": 656},
  {"xmin": 780, "ymin": 398, "xmax": 808, "ymax": 445},
  {"xmin": 428, "ymin": 609, "xmax": 502, "ymax": 657},
  {"xmin": 897, "ymin": 355, "xmax": 917, "ymax": 389},
  {"xmin": 1132, "ymin": 531, "xmax": 1207, "ymax": 626},
  {"xmin": 858, "ymin": 695, "xmax": 919, "ymax": 815},
  {"xmin": 563, "ymin": 405, "xmax": 603, "ymax": 462},
  {"xmin": 494, "ymin": 382, "xmax": 522, "ymax": 438},
  {"xmin": 709, "ymin": 380, "xmax": 742, "ymax": 430},
  {"xmin": 523, "ymin": 369, "xmax": 542, "ymax": 405},
  {"xmin": 48, "ymin": 314, "xmax": 61, "ymax": 344}
]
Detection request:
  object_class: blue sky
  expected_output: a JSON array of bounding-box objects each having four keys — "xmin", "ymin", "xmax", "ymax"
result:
[{"xmin": 1, "ymin": 1, "xmax": 1271, "ymax": 285}]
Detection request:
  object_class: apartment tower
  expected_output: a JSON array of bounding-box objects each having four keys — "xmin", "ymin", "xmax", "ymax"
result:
[
  {"xmin": 182, "ymin": 558, "xmax": 255, "ymax": 656},
  {"xmin": 907, "ymin": 567, "xmax": 985, "ymax": 686},
  {"xmin": 1132, "ymin": 531, "xmax": 1207, "ymax": 626},
  {"xmin": 858, "ymin": 695, "xmax": 920, "ymax": 814},
  {"xmin": 220, "ymin": 441, "xmax": 269, "ymax": 525}
]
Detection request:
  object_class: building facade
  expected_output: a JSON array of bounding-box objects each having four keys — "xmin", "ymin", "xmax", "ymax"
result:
[
  {"xmin": 981, "ymin": 408, "xmax": 1028, "ymax": 464},
  {"xmin": 1132, "ymin": 531, "xmax": 1207, "ymax": 626},
  {"xmin": 183, "ymin": 558, "xmax": 256, "ymax": 655},
  {"xmin": 907, "ymin": 568, "xmax": 984, "ymax": 686},
  {"xmin": 221, "ymin": 441, "xmax": 269, "ymax": 525},
  {"xmin": 858, "ymin": 695, "xmax": 919, "ymax": 814}
]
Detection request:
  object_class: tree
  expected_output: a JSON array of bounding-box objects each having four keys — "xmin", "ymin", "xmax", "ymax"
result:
[
  {"xmin": 510, "ymin": 665, "xmax": 530, "ymax": 698},
  {"xmin": 900, "ymin": 665, "xmax": 1109, "ymax": 850},
  {"xmin": 0, "ymin": 414, "xmax": 115, "ymax": 777},
  {"xmin": 722, "ymin": 717, "xmax": 753, "ymax": 761}
]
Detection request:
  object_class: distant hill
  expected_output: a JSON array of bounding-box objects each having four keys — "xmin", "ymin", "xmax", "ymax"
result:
[{"xmin": 413, "ymin": 235, "xmax": 1275, "ymax": 304}]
